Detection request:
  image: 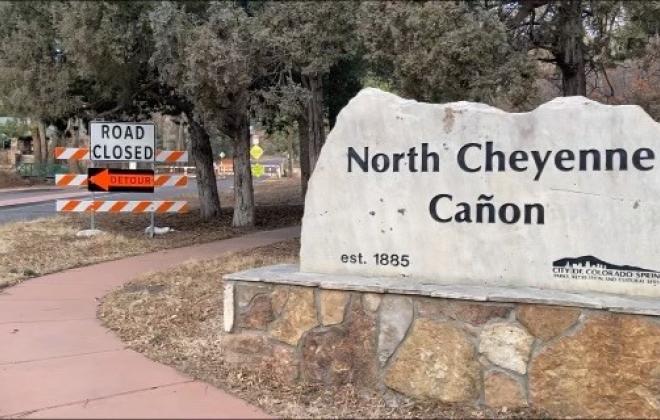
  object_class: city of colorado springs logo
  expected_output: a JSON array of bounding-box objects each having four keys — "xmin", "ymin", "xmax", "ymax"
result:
[{"xmin": 552, "ymin": 255, "xmax": 660, "ymax": 287}]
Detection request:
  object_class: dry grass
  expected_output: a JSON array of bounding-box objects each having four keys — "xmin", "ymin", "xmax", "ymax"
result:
[
  {"xmin": 225, "ymin": 176, "xmax": 304, "ymax": 207},
  {"xmin": 0, "ymin": 171, "xmax": 46, "ymax": 189},
  {"xmin": 0, "ymin": 177, "xmax": 303, "ymax": 289},
  {"xmin": 100, "ymin": 240, "xmax": 544, "ymax": 419}
]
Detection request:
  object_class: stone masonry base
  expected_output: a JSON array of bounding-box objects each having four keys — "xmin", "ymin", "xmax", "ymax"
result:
[{"xmin": 223, "ymin": 277, "xmax": 660, "ymax": 418}]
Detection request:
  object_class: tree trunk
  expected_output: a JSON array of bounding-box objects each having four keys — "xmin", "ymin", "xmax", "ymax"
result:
[
  {"xmin": 556, "ymin": 0, "xmax": 587, "ymax": 96},
  {"xmin": 301, "ymin": 73, "xmax": 326, "ymax": 172},
  {"xmin": 66, "ymin": 117, "xmax": 81, "ymax": 173},
  {"xmin": 37, "ymin": 120, "xmax": 48, "ymax": 163},
  {"xmin": 185, "ymin": 111, "xmax": 221, "ymax": 220},
  {"xmin": 177, "ymin": 113, "xmax": 185, "ymax": 150},
  {"xmin": 232, "ymin": 112, "xmax": 254, "ymax": 227},
  {"xmin": 298, "ymin": 116, "xmax": 311, "ymax": 196},
  {"xmin": 31, "ymin": 122, "xmax": 42, "ymax": 166},
  {"xmin": 287, "ymin": 129, "xmax": 294, "ymax": 178}
]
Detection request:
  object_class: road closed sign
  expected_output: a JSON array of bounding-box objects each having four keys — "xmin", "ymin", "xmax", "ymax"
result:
[{"xmin": 90, "ymin": 122, "xmax": 155, "ymax": 162}]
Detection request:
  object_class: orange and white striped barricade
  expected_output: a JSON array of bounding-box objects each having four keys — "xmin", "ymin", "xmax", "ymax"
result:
[
  {"xmin": 56, "ymin": 200, "xmax": 189, "ymax": 214},
  {"xmin": 53, "ymin": 147, "xmax": 90, "ymax": 161},
  {"xmin": 155, "ymin": 150, "xmax": 188, "ymax": 163},
  {"xmin": 54, "ymin": 145, "xmax": 190, "ymax": 236},
  {"xmin": 54, "ymin": 147, "xmax": 188, "ymax": 163},
  {"xmin": 153, "ymin": 174, "xmax": 188, "ymax": 187},
  {"xmin": 55, "ymin": 174, "xmax": 88, "ymax": 187}
]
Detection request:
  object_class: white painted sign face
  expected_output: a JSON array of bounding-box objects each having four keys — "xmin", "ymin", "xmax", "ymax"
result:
[
  {"xmin": 300, "ymin": 88, "xmax": 660, "ymax": 298},
  {"xmin": 90, "ymin": 122, "xmax": 155, "ymax": 162}
]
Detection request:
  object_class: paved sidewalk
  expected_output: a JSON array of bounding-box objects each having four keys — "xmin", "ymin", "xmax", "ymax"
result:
[{"xmin": 0, "ymin": 226, "xmax": 300, "ymax": 419}]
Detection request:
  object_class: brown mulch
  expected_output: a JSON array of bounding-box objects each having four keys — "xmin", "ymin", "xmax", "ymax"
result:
[{"xmin": 99, "ymin": 239, "xmax": 546, "ymax": 419}]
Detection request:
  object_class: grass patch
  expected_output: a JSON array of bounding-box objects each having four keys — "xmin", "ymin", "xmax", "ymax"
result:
[
  {"xmin": 0, "ymin": 177, "xmax": 302, "ymax": 288},
  {"xmin": 99, "ymin": 240, "xmax": 543, "ymax": 419}
]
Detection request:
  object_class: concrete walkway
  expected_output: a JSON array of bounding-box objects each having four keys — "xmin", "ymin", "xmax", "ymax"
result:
[{"xmin": 0, "ymin": 226, "xmax": 300, "ymax": 419}]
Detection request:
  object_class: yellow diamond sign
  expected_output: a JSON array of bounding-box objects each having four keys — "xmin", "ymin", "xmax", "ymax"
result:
[
  {"xmin": 251, "ymin": 163, "xmax": 265, "ymax": 178},
  {"xmin": 250, "ymin": 145, "xmax": 264, "ymax": 160}
]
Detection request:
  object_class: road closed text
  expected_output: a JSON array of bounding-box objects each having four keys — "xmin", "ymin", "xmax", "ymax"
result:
[
  {"xmin": 90, "ymin": 122, "xmax": 155, "ymax": 162},
  {"xmin": 91, "ymin": 144, "xmax": 154, "ymax": 160}
]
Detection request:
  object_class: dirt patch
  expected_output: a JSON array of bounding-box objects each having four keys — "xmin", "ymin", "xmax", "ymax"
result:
[
  {"xmin": 225, "ymin": 177, "xmax": 304, "ymax": 207},
  {"xmin": 0, "ymin": 177, "xmax": 303, "ymax": 289},
  {"xmin": 0, "ymin": 171, "xmax": 48, "ymax": 189},
  {"xmin": 99, "ymin": 240, "xmax": 545, "ymax": 419}
]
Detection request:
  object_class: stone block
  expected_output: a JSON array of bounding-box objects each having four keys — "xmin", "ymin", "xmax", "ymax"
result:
[
  {"xmin": 268, "ymin": 344, "xmax": 299, "ymax": 383},
  {"xmin": 237, "ymin": 294, "xmax": 273, "ymax": 330},
  {"xmin": 529, "ymin": 313, "xmax": 660, "ymax": 418},
  {"xmin": 416, "ymin": 298, "xmax": 511, "ymax": 325},
  {"xmin": 269, "ymin": 287, "xmax": 318, "ymax": 346},
  {"xmin": 300, "ymin": 299, "xmax": 377, "ymax": 386},
  {"xmin": 319, "ymin": 290, "xmax": 350, "ymax": 326},
  {"xmin": 236, "ymin": 283, "xmax": 273, "ymax": 309},
  {"xmin": 484, "ymin": 371, "xmax": 527, "ymax": 409},
  {"xmin": 270, "ymin": 286, "xmax": 289, "ymax": 315},
  {"xmin": 517, "ymin": 304, "xmax": 580, "ymax": 340},
  {"xmin": 223, "ymin": 282, "xmax": 234, "ymax": 333},
  {"xmin": 300, "ymin": 88, "xmax": 660, "ymax": 299},
  {"xmin": 385, "ymin": 319, "xmax": 480, "ymax": 403},
  {"xmin": 362, "ymin": 293, "xmax": 382, "ymax": 312},
  {"xmin": 479, "ymin": 322, "xmax": 534, "ymax": 374},
  {"xmin": 378, "ymin": 295, "xmax": 413, "ymax": 365}
]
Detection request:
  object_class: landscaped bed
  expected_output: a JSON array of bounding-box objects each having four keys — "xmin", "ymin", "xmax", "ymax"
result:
[
  {"xmin": 0, "ymin": 177, "xmax": 302, "ymax": 288},
  {"xmin": 99, "ymin": 239, "xmax": 544, "ymax": 419}
]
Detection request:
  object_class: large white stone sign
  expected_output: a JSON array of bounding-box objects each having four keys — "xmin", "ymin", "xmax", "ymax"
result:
[{"xmin": 301, "ymin": 88, "xmax": 660, "ymax": 298}]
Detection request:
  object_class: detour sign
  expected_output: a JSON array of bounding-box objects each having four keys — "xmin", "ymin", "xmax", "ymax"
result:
[{"xmin": 88, "ymin": 168, "xmax": 155, "ymax": 193}]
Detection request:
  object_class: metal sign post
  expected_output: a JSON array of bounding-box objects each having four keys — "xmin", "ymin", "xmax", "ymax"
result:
[
  {"xmin": 148, "ymin": 126, "xmax": 158, "ymax": 239},
  {"xmin": 90, "ymin": 158, "xmax": 96, "ymax": 231},
  {"xmin": 149, "ymin": 158, "xmax": 155, "ymax": 239},
  {"xmin": 91, "ymin": 190, "xmax": 96, "ymax": 230}
]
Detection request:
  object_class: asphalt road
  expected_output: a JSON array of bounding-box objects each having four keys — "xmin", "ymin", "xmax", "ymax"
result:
[{"xmin": 0, "ymin": 177, "xmax": 234, "ymax": 225}]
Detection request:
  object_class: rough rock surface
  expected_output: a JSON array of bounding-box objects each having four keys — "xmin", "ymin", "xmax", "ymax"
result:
[
  {"xmin": 270, "ymin": 286, "xmax": 289, "ymax": 315},
  {"xmin": 319, "ymin": 290, "xmax": 350, "ymax": 325},
  {"xmin": 517, "ymin": 304, "xmax": 580, "ymax": 340},
  {"xmin": 300, "ymin": 299, "xmax": 378, "ymax": 386},
  {"xmin": 529, "ymin": 314, "xmax": 660, "ymax": 418},
  {"xmin": 269, "ymin": 287, "xmax": 318, "ymax": 346},
  {"xmin": 237, "ymin": 294, "xmax": 273, "ymax": 330},
  {"xmin": 236, "ymin": 283, "xmax": 273, "ymax": 308},
  {"xmin": 362, "ymin": 293, "xmax": 382, "ymax": 312},
  {"xmin": 484, "ymin": 371, "xmax": 527, "ymax": 409},
  {"xmin": 416, "ymin": 298, "xmax": 511, "ymax": 325},
  {"xmin": 378, "ymin": 295, "xmax": 413, "ymax": 364},
  {"xmin": 267, "ymin": 344, "xmax": 299, "ymax": 383},
  {"xmin": 479, "ymin": 322, "xmax": 534, "ymax": 374},
  {"xmin": 385, "ymin": 319, "xmax": 480, "ymax": 402}
]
